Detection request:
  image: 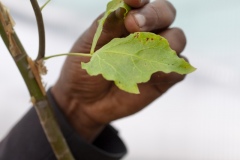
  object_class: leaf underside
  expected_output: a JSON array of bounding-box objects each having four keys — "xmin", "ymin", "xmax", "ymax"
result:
[{"xmin": 82, "ymin": 32, "xmax": 196, "ymax": 94}]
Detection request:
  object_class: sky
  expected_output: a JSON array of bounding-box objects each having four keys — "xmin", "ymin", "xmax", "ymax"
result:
[{"xmin": 0, "ymin": 0, "xmax": 240, "ymax": 160}]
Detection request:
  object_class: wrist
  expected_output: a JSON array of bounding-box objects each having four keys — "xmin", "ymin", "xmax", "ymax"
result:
[{"xmin": 51, "ymin": 86, "xmax": 105, "ymax": 143}]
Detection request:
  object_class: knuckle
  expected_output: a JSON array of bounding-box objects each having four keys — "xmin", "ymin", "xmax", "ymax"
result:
[
  {"xmin": 149, "ymin": 0, "xmax": 176, "ymax": 28},
  {"xmin": 163, "ymin": 1, "xmax": 177, "ymax": 26},
  {"xmin": 173, "ymin": 28, "xmax": 187, "ymax": 46},
  {"xmin": 173, "ymin": 28, "xmax": 187, "ymax": 53},
  {"xmin": 161, "ymin": 28, "xmax": 186, "ymax": 54},
  {"xmin": 165, "ymin": 0, "xmax": 176, "ymax": 19}
]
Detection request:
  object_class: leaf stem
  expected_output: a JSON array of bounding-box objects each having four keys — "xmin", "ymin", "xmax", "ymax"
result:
[
  {"xmin": 44, "ymin": 53, "xmax": 92, "ymax": 60},
  {"xmin": 90, "ymin": 13, "xmax": 108, "ymax": 55},
  {"xmin": 40, "ymin": 0, "xmax": 51, "ymax": 11}
]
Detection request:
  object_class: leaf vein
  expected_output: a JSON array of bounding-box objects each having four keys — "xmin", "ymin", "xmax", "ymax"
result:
[
  {"xmin": 96, "ymin": 54, "xmax": 125, "ymax": 80},
  {"xmin": 102, "ymin": 49, "xmax": 167, "ymax": 65}
]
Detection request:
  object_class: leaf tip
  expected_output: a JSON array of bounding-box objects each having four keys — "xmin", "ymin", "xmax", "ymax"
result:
[
  {"xmin": 186, "ymin": 64, "xmax": 197, "ymax": 74},
  {"xmin": 115, "ymin": 81, "xmax": 140, "ymax": 94}
]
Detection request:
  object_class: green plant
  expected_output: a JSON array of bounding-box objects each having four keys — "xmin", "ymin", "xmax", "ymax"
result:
[
  {"xmin": 46, "ymin": 0, "xmax": 196, "ymax": 94},
  {"xmin": 0, "ymin": 0, "xmax": 195, "ymax": 159}
]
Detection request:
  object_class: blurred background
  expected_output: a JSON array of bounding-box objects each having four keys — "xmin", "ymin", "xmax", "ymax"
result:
[{"xmin": 0, "ymin": 0, "xmax": 240, "ymax": 159}]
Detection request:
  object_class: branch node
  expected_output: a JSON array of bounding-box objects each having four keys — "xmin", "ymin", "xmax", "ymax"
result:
[
  {"xmin": 27, "ymin": 57, "xmax": 46, "ymax": 95},
  {"xmin": 37, "ymin": 59, "xmax": 48, "ymax": 75}
]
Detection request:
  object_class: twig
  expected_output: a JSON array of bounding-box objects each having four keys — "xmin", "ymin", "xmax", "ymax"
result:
[
  {"xmin": 30, "ymin": 0, "xmax": 45, "ymax": 61},
  {"xmin": 0, "ymin": 2, "xmax": 75, "ymax": 160}
]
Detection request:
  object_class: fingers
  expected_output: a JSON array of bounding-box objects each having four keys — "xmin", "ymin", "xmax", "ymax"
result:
[
  {"xmin": 71, "ymin": 0, "xmax": 180, "ymax": 60},
  {"xmin": 104, "ymin": 71, "xmax": 184, "ymax": 121},
  {"xmin": 149, "ymin": 72, "xmax": 185, "ymax": 87},
  {"xmin": 160, "ymin": 28, "xmax": 187, "ymax": 55},
  {"xmin": 125, "ymin": 0, "xmax": 176, "ymax": 32},
  {"xmin": 71, "ymin": 0, "xmax": 177, "ymax": 53}
]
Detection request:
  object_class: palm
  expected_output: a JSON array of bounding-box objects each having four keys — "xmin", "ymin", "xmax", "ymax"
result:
[{"xmin": 58, "ymin": 39, "xmax": 183, "ymax": 124}]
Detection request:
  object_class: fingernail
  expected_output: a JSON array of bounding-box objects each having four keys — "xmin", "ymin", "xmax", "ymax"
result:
[{"xmin": 134, "ymin": 14, "xmax": 146, "ymax": 28}]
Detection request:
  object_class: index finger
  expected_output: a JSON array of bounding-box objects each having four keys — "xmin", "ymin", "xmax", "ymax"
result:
[{"xmin": 124, "ymin": 0, "xmax": 149, "ymax": 8}]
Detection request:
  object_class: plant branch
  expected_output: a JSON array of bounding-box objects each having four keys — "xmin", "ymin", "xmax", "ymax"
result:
[
  {"xmin": 30, "ymin": 0, "xmax": 45, "ymax": 61},
  {"xmin": 0, "ymin": 2, "xmax": 75, "ymax": 160}
]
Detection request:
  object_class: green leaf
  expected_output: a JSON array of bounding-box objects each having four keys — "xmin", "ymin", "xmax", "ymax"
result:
[
  {"xmin": 82, "ymin": 32, "xmax": 196, "ymax": 94},
  {"xmin": 90, "ymin": 0, "xmax": 130, "ymax": 54}
]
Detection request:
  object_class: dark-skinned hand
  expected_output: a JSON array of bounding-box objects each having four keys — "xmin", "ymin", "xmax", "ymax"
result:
[{"xmin": 51, "ymin": 0, "xmax": 187, "ymax": 142}]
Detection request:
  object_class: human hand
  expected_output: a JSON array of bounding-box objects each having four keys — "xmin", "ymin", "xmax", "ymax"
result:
[{"xmin": 51, "ymin": 0, "xmax": 186, "ymax": 142}]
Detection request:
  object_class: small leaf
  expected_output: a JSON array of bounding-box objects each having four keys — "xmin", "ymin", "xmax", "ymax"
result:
[
  {"xmin": 90, "ymin": 0, "xmax": 130, "ymax": 54},
  {"xmin": 82, "ymin": 32, "xmax": 196, "ymax": 94}
]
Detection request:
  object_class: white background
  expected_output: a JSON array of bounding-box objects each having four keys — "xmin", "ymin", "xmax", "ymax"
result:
[{"xmin": 0, "ymin": 0, "xmax": 240, "ymax": 160}]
